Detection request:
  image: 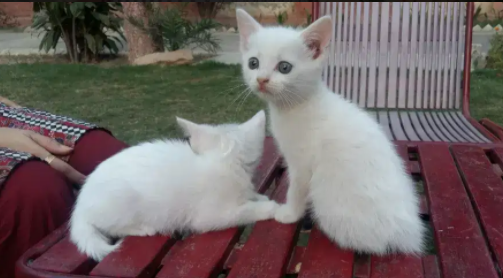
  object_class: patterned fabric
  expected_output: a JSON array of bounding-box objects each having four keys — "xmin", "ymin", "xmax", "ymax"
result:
[{"xmin": 0, "ymin": 102, "xmax": 98, "ymax": 185}]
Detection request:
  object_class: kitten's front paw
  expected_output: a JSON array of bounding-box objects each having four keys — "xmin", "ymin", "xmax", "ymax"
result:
[
  {"xmin": 274, "ymin": 205, "xmax": 302, "ymax": 224},
  {"xmin": 256, "ymin": 200, "xmax": 280, "ymax": 219}
]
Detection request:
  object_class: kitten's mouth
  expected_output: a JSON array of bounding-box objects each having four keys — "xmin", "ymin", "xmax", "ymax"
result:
[{"xmin": 257, "ymin": 85, "xmax": 270, "ymax": 94}]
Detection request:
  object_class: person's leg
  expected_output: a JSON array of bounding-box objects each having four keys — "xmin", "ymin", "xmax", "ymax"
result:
[
  {"xmin": 69, "ymin": 129, "xmax": 129, "ymax": 176},
  {"xmin": 0, "ymin": 161, "xmax": 74, "ymax": 278}
]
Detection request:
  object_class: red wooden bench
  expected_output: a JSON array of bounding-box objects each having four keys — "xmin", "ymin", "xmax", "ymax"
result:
[
  {"xmin": 15, "ymin": 137, "xmax": 503, "ymax": 278},
  {"xmin": 16, "ymin": 1, "xmax": 503, "ymax": 277},
  {"xmin": 313, "ymin": 2, "xmax": 499, "ymax": 144}
]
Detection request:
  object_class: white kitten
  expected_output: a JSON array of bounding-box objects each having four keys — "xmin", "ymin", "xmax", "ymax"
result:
[
  {"xmin": 70, "ymin": 110, "xmax": 279, "ymax": 261},
  {"xmin": 236, "ymin": 9, "xmax": 425, "ymax": 255}
]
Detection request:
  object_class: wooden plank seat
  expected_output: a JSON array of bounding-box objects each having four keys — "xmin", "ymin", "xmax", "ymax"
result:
[
  {"xmin": 16, "ymin": 137, "xmax": 503, "ymax": 278},
  {"xmin": 314, "ymin": 2, "xmax": 499, "ymax": 143}
]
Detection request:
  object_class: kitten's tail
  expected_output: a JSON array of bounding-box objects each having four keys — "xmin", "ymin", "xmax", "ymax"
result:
[{"xmin": 69, "ymin": 217, "xmax": 122, "ymax": 261}]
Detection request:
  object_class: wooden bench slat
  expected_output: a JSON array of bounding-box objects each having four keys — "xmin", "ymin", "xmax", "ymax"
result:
[
  {"xmin": 89, "ymin": 236, "xmax": 175, "ymax": 278},
  {"xmin": 30, "ymin": 236, "xmax": 94, "ymax": 274},
  {"xmin": 418, "ymin": 144, "xmax": 498, "ymax": 278},
  {"xmin": 155, "ymin": 137, "xmax": 281, "ymax": 278},
  {"xmin": 452, "ymin": 145, "xmax": 503, "ymax": 268},
  {"xmin": 250, "ymin": 137, "xmax": 283, "ymax": 193},
  {"xmin": 395, "ymin": 143, "xmax": 429, "ymax": 215},
  {"xmin": 227, "ymin": 173, "xmax": 298, "ymax": 278},
  {"xmin": 422, "ymin": 255, "xmax": 441, "ymax": 278},
  {"xmin": 286, "ymin": 246, "xmax": 306, "ymax": 275},
  {"xmin": 370, "ymin": 255, "xmax": 423, "ymax": 278},
  {"xmin": 156, "ymin": 229, "xmax": 239, "ymax": 278},
  {"xmin": 297, "ymin": 227, "xmax": 354, "ymax": 278}
]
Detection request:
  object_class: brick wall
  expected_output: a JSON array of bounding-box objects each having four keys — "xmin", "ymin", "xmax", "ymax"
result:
[
  {"xmin": 0, "ymin": 2, "xmax": 32, "ymax": 27},
  {"xmin": 162, "ymin": 2, "xmax": 313, "ymax": 27},
  {"xmin": 0, "ymin": 2, "xmax": 313, "ymax": 28}
]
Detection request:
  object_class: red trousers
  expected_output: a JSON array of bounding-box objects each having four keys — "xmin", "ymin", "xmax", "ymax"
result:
[{"xmin": 0, "ymin": 130, "xmax": 128, "ymax": 278}]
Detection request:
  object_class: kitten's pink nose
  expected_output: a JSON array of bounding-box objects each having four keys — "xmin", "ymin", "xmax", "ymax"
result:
[{"xmin": 256, "ymin": 78, "xmax": 269, "ymax": 85}]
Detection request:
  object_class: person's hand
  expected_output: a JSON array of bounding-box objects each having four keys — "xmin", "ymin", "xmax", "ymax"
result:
[
  {"xmin": 0, "ymin": 128, "xmax": 86, "ymax": 185},
  {"xmin": 0, "ymin": 96, "xmax": 21, "ymax": 108}
]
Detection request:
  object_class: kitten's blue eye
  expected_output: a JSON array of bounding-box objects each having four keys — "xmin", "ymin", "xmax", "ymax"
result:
[
  {"xmin": 248, "ymin": 57, "xmax": 259, "ymax": 70},
  {"xmin": 277, "ymin": 61, "xmax": 293, "ymax": 74}
]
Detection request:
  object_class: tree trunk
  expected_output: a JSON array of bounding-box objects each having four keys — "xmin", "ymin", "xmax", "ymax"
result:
[{"xmin": 122, "ymin": 2, "xmax": 163, "ymax": 63}]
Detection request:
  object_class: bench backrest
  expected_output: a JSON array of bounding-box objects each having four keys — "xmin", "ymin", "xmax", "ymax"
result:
[{"xmin": 313, "ymin": 2, "xmax": 471, "ymax": 110}]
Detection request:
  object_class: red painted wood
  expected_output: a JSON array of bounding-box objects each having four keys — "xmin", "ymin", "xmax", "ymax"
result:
[
  {"xmin": 423, "ymin": 255, "xmax": 441, "ymax": 278},
  {"xmin": 491, "ymin": 147, "xmax": 503, "ymax": 175},
  {"xmin": 419, "ymin": 144, "xmax": 498, "ymax": 278},
  {"xmin": 223, "ymin": 247, "xmax": 240, "ymax": 270},
  {"xmin": 252, "ymin": 137, "xmax": 283, "ymax": 193},
  {"xmin": 370, "ymin": 255, "xmax": 423, "ymax": 278},
  {"xmin": 156, "ymin": 229, "xmax": 239, "ymax": 278},
  {"xmin": 30, "ymin": 236, "xmax": 94, "ymax": 274},
  {"xmin": 466, "ymin": 116, "xmax": 499, "ymax": 142},
  {"xmin": 452, "ymin": 145, "xmax": 503, "ymax": 268},
  {"xmin": 286, "ymin": 246, "xmax": 306, "ymax": 274},
  {"xmin": 227, "ymin": 173, "xmax": 298, "ymax": 278},
  {"xmin": 396, "ymin": 143, "xmax": 428, "ymax": 215},
  {"xmin": 410, "ymin": 161, "xmax": 421, "ymax": 174},
  {"xmin": 480, "ymin": 118, "xmax": 503, "ymax": 140},
  {"xmin": 297, "ymin": 226, "xmax": 354, "ymax": 278},
  {"xmin": 16, "ymin": 225, "xmax": 76, "ymax": 278},
  {"xmin": 19, "ymin": 142, "xmax": 503, "ymax": 278},
  {"xmin": 156, "ymin": 137, "xmax": 281, "ymax": 278},
  {"xmin": 90, "ymin": 235, "xmax": 175, "ymax": 278}
]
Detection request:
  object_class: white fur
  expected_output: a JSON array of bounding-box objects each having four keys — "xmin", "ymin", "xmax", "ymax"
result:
[
  {"xmin": 69, "ymin": 110, "xmax": 279, "ymax": 261},
  {"xmin": 236, "ymin": 9, "xmax": 425, "ymax": 255}
]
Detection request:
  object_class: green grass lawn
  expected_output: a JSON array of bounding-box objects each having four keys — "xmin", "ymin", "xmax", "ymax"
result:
[
  {"xmin": 0, "ymin": 62, "xmax": 264, "ymax": 144},
  {"xmin": 0, "ymin": 63, "xmax": 501, "ymax": 144},
  {"xmin": 470, "ymin": 69, "xmax": 503, "ymax": 126}
]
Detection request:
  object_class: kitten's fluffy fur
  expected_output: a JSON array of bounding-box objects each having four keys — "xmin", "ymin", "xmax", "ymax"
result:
[
  {"xmin": 236, "ymin": 9, "xmax": 425, "ymax": 255},
  {"xmin": 70, "ymin": 111, "xmax": 279, "ymax": 261}
]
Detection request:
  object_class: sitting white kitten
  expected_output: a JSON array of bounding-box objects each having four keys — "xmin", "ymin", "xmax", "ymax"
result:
[
  {"xmin": 236, "ymin": 9, "xmax": 425, "ymax": 255},
  {"xmin": 70, "ymin": 110, "xmax": 278, "ymax": 261}
]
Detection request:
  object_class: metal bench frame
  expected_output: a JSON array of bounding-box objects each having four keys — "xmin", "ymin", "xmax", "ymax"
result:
[{"xmin": 312, "ymin": 2, "xmax": 498, "ymax": 143}]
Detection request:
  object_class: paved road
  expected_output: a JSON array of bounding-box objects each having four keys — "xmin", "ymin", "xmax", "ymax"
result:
[{"xmin": 0, "ymin": 30, "xmax": 243, "ymax": 64}]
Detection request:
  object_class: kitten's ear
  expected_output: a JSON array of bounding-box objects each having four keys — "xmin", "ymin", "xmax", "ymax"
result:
[
  {"xmin": 176, "ymin": 116, "xmax": 204, "ymax": 154},
  {"xmin": 218, "ymin": 135, "xmax": 236, "ymax": 157},
  {"xmin": 300, "ymin": 15, "xmax": 333, "ymax": 60},
  {"xmin": 176, "ymin": 117, "xmax": 199, "ymax": 137},
  {"xmin": 176, "ymin": 117, "xmax": 235, "ymax": 156},
  {"xmin": 240, "ymin": 110, "xmax": 266, "ymax": 134},
  {"xmin": 236, "ymin": 8, "xmax": 262, "ymax": 52}
]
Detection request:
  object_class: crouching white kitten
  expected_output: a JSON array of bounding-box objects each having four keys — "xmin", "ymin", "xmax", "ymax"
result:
[
  {"xmin": 70, "ymin": 110, "xmax": 279, "ymax": 261},
  {"xmin": 236, "ymin": 9, "xmax": 425, "ymax": 255}
]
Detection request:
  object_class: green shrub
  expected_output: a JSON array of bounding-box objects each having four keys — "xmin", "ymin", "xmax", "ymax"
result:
[
  {"xmin": 487, "ymin": 31, "xmax": 503, "ymax": 70},
  {"xmin": 304, "ymin": 8, "xmax": 312, "ymax": 27},
  {"xmin": 128, "ymin": 3, "xmax": 221, "ymax": 53},
  {"xmin": 32, "ymin": 2, "xmax": 124, "ymax": 62},
  {"xmin": 275, "ymin": 11, "xmax": 288, "ymax": 25}
]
